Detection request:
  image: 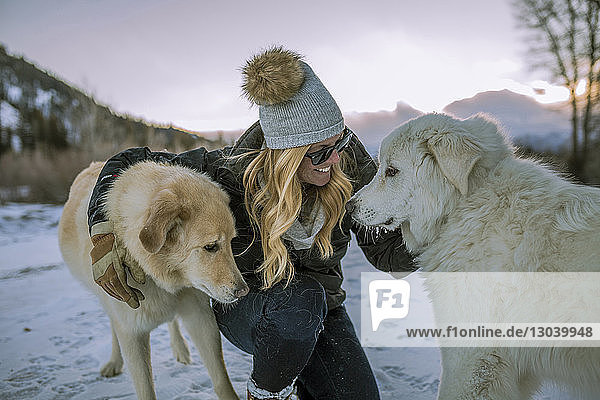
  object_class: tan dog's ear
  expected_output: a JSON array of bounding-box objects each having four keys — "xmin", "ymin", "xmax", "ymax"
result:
[
  {"xmin": 427, "ymin": 131, "xmax": 481, "ymax": 196},
  {"xmin": 139, "ymin": 189, "xmax": 181, "ymax": 253}
]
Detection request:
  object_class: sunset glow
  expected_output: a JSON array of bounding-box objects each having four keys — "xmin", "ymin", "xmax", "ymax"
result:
[{"xmin": 529, "ymin": 80, "xmax": 570, "ymax": 104}]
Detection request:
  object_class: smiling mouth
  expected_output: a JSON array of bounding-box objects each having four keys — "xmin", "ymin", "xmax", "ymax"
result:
[{"xmin": 315, "ymin": 166, "xmax": 331, "ymax": 173}]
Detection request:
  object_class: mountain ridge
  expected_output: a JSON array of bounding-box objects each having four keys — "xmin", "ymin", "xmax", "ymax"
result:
[
  {"xmin": 0, "ymin": 45, "xmax": 229, "ymax": 156},
  {"xmin": 443, "ymin": 89, "xmax": 570, "ymax": 151},
  {"xmin": 344, "ymin": 89, "xmax": 570, "ymax": 154}
]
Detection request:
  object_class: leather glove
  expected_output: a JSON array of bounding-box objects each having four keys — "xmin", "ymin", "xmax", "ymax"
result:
[{"xmin": 90, "ymin": 221, "xmax": 146, "ymax": 308}]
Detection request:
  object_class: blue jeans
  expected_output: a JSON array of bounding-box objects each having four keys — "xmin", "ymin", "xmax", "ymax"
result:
[{"xmin": 213, "ymin": 274, "xmax": 380, "ymax": 400}]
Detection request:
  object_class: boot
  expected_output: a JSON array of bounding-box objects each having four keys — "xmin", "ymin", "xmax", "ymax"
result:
[
  {"xmin": 247, "ymin": 389, "xmax": 292, "ymax": 400},
  {"xmin": 247, "ymin": 376, "xmax": 295, "ymax": 400}
]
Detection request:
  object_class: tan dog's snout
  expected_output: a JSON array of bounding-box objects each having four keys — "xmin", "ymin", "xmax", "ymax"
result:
[
  {"xmin": 233, "ymin": 280, "xmax": 249, "ymax": 298},
  {"xmin": 202, "ymin": 247, "xmax": 248, "ymax": 302},
  {"xmin": 222, "ymin": 249, "xmax": 249, "ymax": 299},
  {"xmin": 223, "ymin": 256, "xmax": 249, "ymax": 298},
  {"xmin": 226, "ymin": 264, "xmax": 249, "ymax": 300}
]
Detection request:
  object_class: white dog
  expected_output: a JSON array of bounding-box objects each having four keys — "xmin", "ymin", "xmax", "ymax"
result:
[
  {"xmin": 59, "ymin": 161, "xmax": 248, "ymax": 400},
  {"xmin": 349, "ymin": 113, "xmax": 600, "ymax": 399}
]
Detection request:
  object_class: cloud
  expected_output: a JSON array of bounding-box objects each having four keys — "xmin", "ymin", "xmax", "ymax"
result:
[{"xmin": 307, "ymin": 29, "xmax": 525, "ymax": 113}]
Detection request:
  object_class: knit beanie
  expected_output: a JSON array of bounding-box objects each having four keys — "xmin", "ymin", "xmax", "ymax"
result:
[{"xmin": 241, "ymin": 47, "xmax": 344, "ymax": 149}]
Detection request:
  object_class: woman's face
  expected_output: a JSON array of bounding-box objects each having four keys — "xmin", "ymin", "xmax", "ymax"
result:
[{"xmin": 296, "ymin": 131, "xmax": 343, "ymax": 186}]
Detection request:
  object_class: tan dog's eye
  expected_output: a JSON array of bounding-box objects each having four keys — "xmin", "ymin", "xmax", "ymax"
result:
[
  {"xmin": 204, "ymin": 243, "xmax": 219, "ymax": 252},
  {"xmin": 385, "ymin": 166, "xmax": 399, "ymax": 177}
]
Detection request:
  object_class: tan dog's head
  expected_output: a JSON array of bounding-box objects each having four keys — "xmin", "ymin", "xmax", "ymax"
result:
[
  {"xmin": 137, "ymin": 170, "xmax": 248, "ymax": 303},
  {"xmin": 348, "ymin": 113, "xmax": 511, "ymax": 252}
]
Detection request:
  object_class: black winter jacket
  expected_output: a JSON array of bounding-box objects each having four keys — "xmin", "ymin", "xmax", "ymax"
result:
[{"xmin": 88, "ymin": 121, "xmax": 416, "ymax": 310}]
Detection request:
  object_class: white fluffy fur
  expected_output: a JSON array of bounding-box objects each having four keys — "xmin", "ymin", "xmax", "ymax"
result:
[
  {"xmin": 58, "ymin": 161, "xmax": 243, "ymax": 400},
  {"xmin": 350, "ymin": 113, "xmax": 600, "ymax": 399}
]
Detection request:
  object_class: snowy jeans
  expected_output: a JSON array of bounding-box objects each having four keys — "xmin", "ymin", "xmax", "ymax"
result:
[{"xmin": 213, "ymin": 274, "xmax": 381, "ymax": 400}]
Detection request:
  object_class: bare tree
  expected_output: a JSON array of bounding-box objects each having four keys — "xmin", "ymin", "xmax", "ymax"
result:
[
  {"xmin": 514, "ymin": 0, "xmax": 599, "ymax": 176},
  {"xmin": 582, "ymin": 0, "xmax": 600, "ymax": 165}
]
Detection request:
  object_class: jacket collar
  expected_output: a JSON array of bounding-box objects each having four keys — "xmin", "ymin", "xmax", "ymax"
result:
[
  {"xmin": 230, "ymin": 120, "xmax": 265, "ymax": 157},
  {"xmin": 215, "ymin": 121, "xmax": 264, "ymax": 195}
]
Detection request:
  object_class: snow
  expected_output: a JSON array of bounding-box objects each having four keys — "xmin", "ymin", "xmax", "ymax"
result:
[
  {"xmin": 35, "ymin": 88, "xmax": 54, "ymax": 118},
  {"xmin": 5, "ymin": 84, "xmax": 22, "ymax": 103},
  {"xmin": 0, "ymin": 100, "xmax": 20, "ymax": 130},
  {"xmin": 0, "ymin": 203, "xmax": 576, "ymax": 399},
  {"xmin": 11, "ymin": 134, "xmax": 22, "ymax": 153}
]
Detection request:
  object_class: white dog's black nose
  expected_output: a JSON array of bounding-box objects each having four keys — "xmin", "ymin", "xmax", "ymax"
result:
[{"xmin": 345, "ymin": 199, "xmax": 356, "ymax": 214}]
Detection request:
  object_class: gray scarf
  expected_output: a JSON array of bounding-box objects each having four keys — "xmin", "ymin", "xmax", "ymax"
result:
[
  {"xmin": 258, "ymin": 170, "xmax": 325, "ymax": 250},
  {"xmin": 282, "ymin": 199, "xmax": 326, "ymax": 250}
]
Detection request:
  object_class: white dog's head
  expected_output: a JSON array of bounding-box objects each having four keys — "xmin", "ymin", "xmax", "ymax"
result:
[{"xmin": 348, "ymin": 113, "xmax": 512, "ymax": 252}]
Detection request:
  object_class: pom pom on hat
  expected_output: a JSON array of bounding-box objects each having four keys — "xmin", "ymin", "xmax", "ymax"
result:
[
  {"xmin": 241, "ymin": 46, "xmax": 344, "ymax": 149},
  {"xmin": 242, "ymin": 46, "xmax": 305, "ymax": 106}
]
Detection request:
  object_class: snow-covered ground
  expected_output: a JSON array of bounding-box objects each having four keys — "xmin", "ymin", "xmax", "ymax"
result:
[{"xmin": 0, "ymin": 203, "xmax": 575, "ymax": 399}]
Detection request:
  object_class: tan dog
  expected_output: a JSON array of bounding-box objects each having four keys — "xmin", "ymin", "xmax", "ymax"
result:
[
  {"xmin": 349, "ymin": 113, "xmax": 600, "ymax": 399},
  {"xmin": 59, "ymin": 161, "xmax": 248, "ymax": 400}
]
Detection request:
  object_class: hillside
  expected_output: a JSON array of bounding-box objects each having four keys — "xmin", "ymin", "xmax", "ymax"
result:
[{"xmin": 0, "ymin": 45, "xmax": 228, "ymax": 202}]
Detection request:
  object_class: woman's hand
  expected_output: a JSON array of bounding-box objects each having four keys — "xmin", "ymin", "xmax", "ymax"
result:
[{"xmin": 90, "ymin": 221, "xmax": 146, "ymax": 308}]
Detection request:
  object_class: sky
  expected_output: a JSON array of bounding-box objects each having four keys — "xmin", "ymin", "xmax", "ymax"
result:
[{"xmin": 0, "ymin": 0, "xmax": 574, "ymax": 132}]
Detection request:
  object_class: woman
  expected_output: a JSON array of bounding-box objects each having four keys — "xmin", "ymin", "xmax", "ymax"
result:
[{"xmin": 88, "ymin": 47, "xmax": 416, "ymax": 400}]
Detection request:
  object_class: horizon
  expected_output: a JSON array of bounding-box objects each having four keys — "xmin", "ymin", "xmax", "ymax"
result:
[{"xmin": 0, "ymin": 0, "xmax": 580, "ymax": 132}]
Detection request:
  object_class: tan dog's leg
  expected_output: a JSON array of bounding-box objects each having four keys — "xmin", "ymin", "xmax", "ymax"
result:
[
  {"xmin": 168, "ymin": 319, "xmax": 191, "ymax": 364},
  {"xmin": 100, "ymin": 321, "xmax": 124, "ymax": 377},
  {"xmin": 177, "ymin": 289, "xmax": 239, "ymax": 400},
  {"xmin": 115, "ymin": 327, "xmax": 156, "ymax": 400}
]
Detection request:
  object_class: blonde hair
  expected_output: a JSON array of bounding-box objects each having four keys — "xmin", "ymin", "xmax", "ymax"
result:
[{"xmin": 243, "ymin": 146, "xmax": 353, "ymax": 289}]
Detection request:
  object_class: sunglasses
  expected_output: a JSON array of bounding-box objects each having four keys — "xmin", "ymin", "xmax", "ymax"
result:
[{"xmin": 304, "ymin": 127, "xmax": 353, "ymax": 166}]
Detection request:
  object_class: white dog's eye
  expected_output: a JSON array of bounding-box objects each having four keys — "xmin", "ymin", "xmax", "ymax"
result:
[{"xmin": 385, "ymin": 166, "xmax": 399, "ymax": 177}]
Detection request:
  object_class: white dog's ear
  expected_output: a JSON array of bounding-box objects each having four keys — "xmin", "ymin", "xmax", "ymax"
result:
[
  {"xmin": 427, "ymin": 131, "xmax": 481, "ymax": 196},
  {"xmin": 139, "ymin": 189, "xmax": 181, "ymax": 253}
]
